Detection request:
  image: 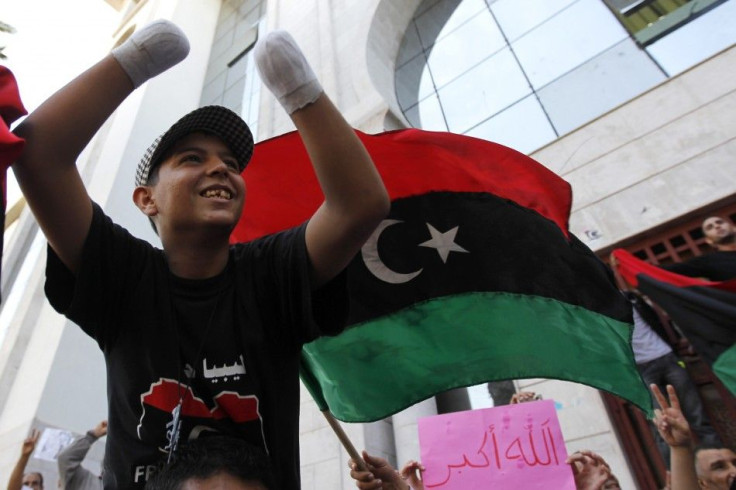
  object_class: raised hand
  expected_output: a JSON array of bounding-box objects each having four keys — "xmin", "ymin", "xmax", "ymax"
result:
[
  {"xmin": 567, "ymin": 450, "xmax": 613, "ymax": 490},
  {"xmin": 399, "ymin": 460, "xmax": 425, "ymax": 490},
  {"xmin": 510, "ymin": 391, "xmax": 540, "ymax": 404},
  {"xmin": 21, "ymin": 429, "xmax": 40, "ymax": 457},
  {"xmin": 651, "ymin": 384, "xmax": 692, "ymax": 448},
  {"xmin": 254, "ymin": 30, "xmax": 323, "ymax": 114},
  {"xmin": 349, "ymin": 451, "xmax": 407, "ymax": 490},
  {"xmin": 111, "ymin": 20, "xmax": 190, "ymax": 89},
  {"xmin": 92, "ymin": 420, "xmax": 108, "ymax": 438}
]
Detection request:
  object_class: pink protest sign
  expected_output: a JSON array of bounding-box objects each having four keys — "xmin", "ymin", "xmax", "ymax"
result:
[{"xmin": 418, "ymin": 400, "xmax": 575, "ymax": 489}]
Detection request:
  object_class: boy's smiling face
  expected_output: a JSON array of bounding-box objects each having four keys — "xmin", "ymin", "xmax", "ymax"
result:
[{"xmin": 147, "ymin": 132, "xmax": 246, "ymax": 235}]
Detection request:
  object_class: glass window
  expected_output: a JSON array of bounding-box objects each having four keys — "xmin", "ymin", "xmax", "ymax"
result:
[
  {"xmin": 200, "ymin": 0, "xmax": 263, "ymax": 136},
  {"xmin": 491, "ymin": 0, "xmax": 577, "ymax": 42},
  {"xmin": 465, "ymin": 96, "xmax": 557, "ymax": 155},
  {"xmin": 410, "ymin": 94, "xmax": 449, "ymax": 131},
  {"xmin": 438, "ymin": 47, "xmax": 531, "ymax": 133},
  {"xmin": 603, "ymin": 0, "xmax": 727, "ymax": 46},
  {"xmin": 395, "ymin": 0, "xmax": 733, "ymax": 153},
  {"xmin": 200, "ymin": 70, "xmax": 227, "ymax": 106},
  {"xmin": 225, "ymin": 53, "xmax": 247, "ymax": 91},
  {"xmin": 646, "ymin": 0, "xmax": 736, "ymax": 75},
  {"xmin": 415, "ymin": 0, "xmax": 488, "ymax": 48},
  {"xmin": 223, "ymin": 76, "xmax": 246, "ymax": 110},
  {"xmin": 243, "ymin": 56, "xmax": 261, "ymax": 128},
  {"xmin": 213, "ymin": 8, "xmax": 238, "ymax": 44},
  {"xmin": 426, "ymin": 10, "xmax": 505, "ymax": 89},
  {"xmin": 538, "ymin": 38, "xmax": 665, "ymax": 134},
  {"xmin": 512, "ymin": 0, "xmax": 628, "ymax": 90},
  {"xmin": 415, "ymin": 0, "xmax": 460, "ymax": 49},
  {"xmin": 235, "ymin": 2, "xmax": 262, "ymax": 32},
  {"xmin": 211, "ymin": 20, "xmax": 236, "ymax": 62}
]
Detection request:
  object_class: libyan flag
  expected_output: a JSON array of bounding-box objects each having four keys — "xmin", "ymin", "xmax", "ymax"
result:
[
  {"xmin": 612, "ymin": 248, "xmax": 736, "ymax": 367},
  {"xmin": 232, "ymin": 129, "xmax": 649, "ymax": 421},
  {"xmin": 0, "ymin": 66, "xmax": 28, "ymax": 302}
]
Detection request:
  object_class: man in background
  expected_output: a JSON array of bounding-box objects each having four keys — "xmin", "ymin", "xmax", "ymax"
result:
[
  {"xmin": 652, "ymin": 384, "xmax": 735, "ymax": 490},
  {"xmin": 57, "ymin": 421, "xmax": 106, "ymax": 490},
  {"xmin": 666, "ymin": 216, "xmax": 736, "ymax": 281},
  {"xmin": 624, "ymin": 290, "xmax": 720, "ymax": 462},
  {"xmin": 7, "ymin": 429, "xmax": 42, "ymax": 490},
  {"xmin": 695, "ymin": 445, "xmax": 736, "ymax": 490}
]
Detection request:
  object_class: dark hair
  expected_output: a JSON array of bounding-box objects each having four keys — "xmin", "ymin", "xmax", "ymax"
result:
[
  {"xmin": 693, "ymin": 443, "xmax": 734, "ymax": 474},
  {"xmin": 694, "ymin": 443, "xmax": 729, "ymax": 457},
  {"xmin": 144, "ymin": 436, "xmax": 274, "ymax": 490}
]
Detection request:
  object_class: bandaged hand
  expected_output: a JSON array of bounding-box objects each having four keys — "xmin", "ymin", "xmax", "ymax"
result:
[
  {"xmin": 111, "ymin": 19, "xmax": 190, "ymax": 88},
  {"xmin": 254, "ymin": 30, "xmax": 323, "ymax": 114}
]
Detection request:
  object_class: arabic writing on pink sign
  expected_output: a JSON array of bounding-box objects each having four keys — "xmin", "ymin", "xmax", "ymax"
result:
[{"xmin": 418, "ymin": 399, "xmax": 575, "ymax": 490}]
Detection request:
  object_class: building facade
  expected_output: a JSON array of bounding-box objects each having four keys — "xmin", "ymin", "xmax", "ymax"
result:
[{"xmin": 1, "ymin": 0, "xmax": 735, "ymax": 488}]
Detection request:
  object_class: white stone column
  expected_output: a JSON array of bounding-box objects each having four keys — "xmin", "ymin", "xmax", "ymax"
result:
[{"xmin": 392, "ymin": 398, "xmax": 437, "ymax": 468}]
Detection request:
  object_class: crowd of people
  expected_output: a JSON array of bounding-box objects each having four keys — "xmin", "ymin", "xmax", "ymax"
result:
[
  {"xmin": 4, "ymin": 11, "xmax": 735, "ymax": 490},
  {"xmin": 346, "ymin": 382, "xmax": 736, "ymax": 490},
  {"xmin": 11, "ymin": 383, "xmax": 733, "ymax": 489}
]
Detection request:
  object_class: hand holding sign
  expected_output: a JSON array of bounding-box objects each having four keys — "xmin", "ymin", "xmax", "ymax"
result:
[
  {"xmin": 566, "ymin": 450, "xmax": 616, "ymax": 490},
  {"xmin": 400, "ymin": 460, "xmax": 426, "ymax": 490},
  {"xmin": 510, "ymin": 391, "xmax": 541, "ymax": 404},
  {"xmin": 418, "ymin": 400, "xmax": 575, "ymax": 490}
]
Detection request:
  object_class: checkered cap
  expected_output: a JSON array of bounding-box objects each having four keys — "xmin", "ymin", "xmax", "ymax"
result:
[{"xmin": 135, "ymin": 105, "xmax": 254, "ymax": 186}]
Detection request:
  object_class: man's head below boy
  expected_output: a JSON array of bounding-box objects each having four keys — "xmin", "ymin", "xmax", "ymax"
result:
[
  {"xmin": 145, "ymin": 436, "xmax": 274, "ymax": 490},
  {"xmin": 133, "ymin": 106, "xmax": 253, "ymax": 236}
]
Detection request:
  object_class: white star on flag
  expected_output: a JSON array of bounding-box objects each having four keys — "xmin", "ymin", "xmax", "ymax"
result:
[{"xmin": 419, "ymin": 223, "xmax": 469, "ymax": 263}]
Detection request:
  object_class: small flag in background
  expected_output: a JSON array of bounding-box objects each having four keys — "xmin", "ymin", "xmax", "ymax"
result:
[
  {"xmin": 233, "ymin": 129, "xmax": 649, "ymax": 421},
  {"xmin": 612, "ymin": 248, "xmax": 736, "ymax": 367}
]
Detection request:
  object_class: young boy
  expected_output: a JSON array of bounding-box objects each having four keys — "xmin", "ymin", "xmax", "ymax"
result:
[{"xmin": 12, "ymin": 21, "xmax": 389, "ymax": 490}]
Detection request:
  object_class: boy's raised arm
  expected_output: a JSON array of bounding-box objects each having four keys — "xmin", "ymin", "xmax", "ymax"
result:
[
  {"xmin": 12, "ymin": 57, "xmax": 133, "ymax": 274},
  {"xmin": 12, "ymin": 21, "xmax": 189, "ymax": 274},
  {"xmin": 255, "ymin": 31, "xmax": 390, "ymax": 288}
]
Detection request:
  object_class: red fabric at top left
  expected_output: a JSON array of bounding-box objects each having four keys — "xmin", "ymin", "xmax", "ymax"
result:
[
  {"xmin": 0, "ymin": 66, "xmax": 26, "ymax": 163},
  {"xmin": 0, "ymin": 65, "xmax": 27, "ymax": 206}
]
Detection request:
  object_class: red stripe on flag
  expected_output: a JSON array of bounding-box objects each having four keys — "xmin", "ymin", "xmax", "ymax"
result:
[
  {"xmin": 232, "ymin": 129, "xmax": 571, "ymax": 243},
  {"xmin": 612, "ymin": 248, "xmax": 736, "ymax": 293}
]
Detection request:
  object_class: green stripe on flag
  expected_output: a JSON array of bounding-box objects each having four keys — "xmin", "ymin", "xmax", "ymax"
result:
[
  {"xmin": 300, "ymin": 291, "xmax": 651, "ymax": 422},
  {"xmin": 713, "ymin": 343, "xmax": 736, "ymax": 396}
]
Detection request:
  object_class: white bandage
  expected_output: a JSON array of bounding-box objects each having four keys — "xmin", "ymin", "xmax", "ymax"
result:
[
  {"xmin": 111, "ymin": 20, "xmax": 190, "ymax": 89},
  {"xmin": 254, "ymin": 30, "xmax": 323, "ymax": 114}
]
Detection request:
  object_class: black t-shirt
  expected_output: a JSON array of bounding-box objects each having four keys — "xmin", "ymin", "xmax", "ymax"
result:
[
  {"xmin": 665, "ymin": 250, "xmax": 736, "ymax": 281},
  {"xmin": 45, "ymin": 203, "xmax": 347, "ymax": 490}
]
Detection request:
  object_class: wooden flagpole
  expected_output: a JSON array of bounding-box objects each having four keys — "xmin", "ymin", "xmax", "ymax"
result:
[{"xmin": 321, "ymin": 410, "xmax": 369, "ymax": 472}]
